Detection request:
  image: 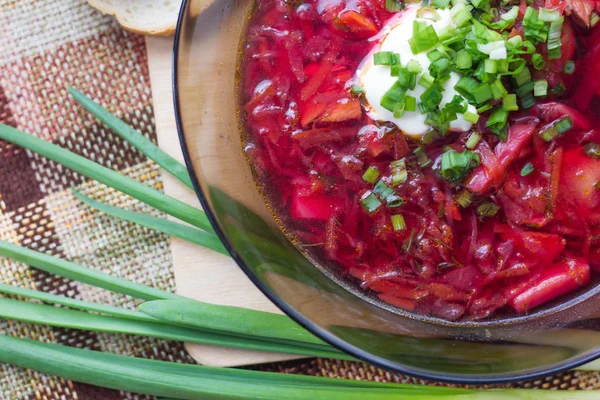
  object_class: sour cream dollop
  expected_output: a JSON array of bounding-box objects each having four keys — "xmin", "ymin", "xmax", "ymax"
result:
[{"xmin": 356, "ymin": 4, "xmax": 478, "ymax": 138}]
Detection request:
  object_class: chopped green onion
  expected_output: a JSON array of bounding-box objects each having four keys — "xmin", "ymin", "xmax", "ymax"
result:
[
  {"xmin": 391, "ymin": 159, "xmax": 408, "ymax": 186},
  {"xmin": 413, "ymin": 19, "xmax": 427, "ymax": 34},
  {"xmin": 393, "ymin": 101, "xmax": 406, "ymax": 118},
  {"xmin": 429, "ymin": 57, "xmax": 451, "ymax": 78},
  {"xmin": 417, "ymin": 7, "xmax": 441, "ymax": 20},
  {"xmin": 386, "ymin": 195, "xmax": 405, "ymax": 207},
  {"xmin": 564, "ymin": 60, "xmax": 575, "ymax": 74},
  {"xmin": 503, "ymin": 94, "xmax": 519, "ymax": 111},
  {"xmin": 414, "ymin": 146, "xmax": 431, "ymax": 167},
  {"xmin": 465, "ymin": 132, "xmax": 482, "ymax": 149},
  {"xmin": 463, "ymin": 111, "xmax": 480, "ymax": 124},
  {"xmin": 533, "ymin": 80, "xmax": 548, "ymax": 97},
  {"xmin": 451, "ymin": 3, "xmax": 473, "ymax": 27},
  {"xmin": 374, "ymin": 51, "xmax": 397, "ymax": 65},
  {"xmin": 523, "ymin": 7, "xmax": 549, "ymax": 43},
  {"xmin": 539, "ymin": 7, "xmax": 560, "ymax": 21},
  {"xmin": 362, "ymin": 166, "xmax": 380, "ymax": 183},
  {"xmin": 397, "ymin": 67, "xmax": 417, "ymax": 89},
  {"xmin": 456, "ymin": 49, "xmax": 473, "ymax": 69},
  {"xmin": 531, "ymin": 53, "xmax": 546, "ymax": 70},
  {"xmin": 381, "ymin": 82, "xmax": 407, "ymax": 112},
  {"xmin": 454, "ymin": 77, "xmax": 478, "ymax": 103},
  {"xmin": 487, "ymin": 105, "xmax": 509, "ymax": 136},
  {"xmin": 514, "ymin": 66, "xmax": 532, "ymax": 86},
  {"xmin": 472, "ymin": 83, "xmax": 493, "ymax": 104},
  {"xmin": 391, "ymin": 214, "xmax": 407, "ymax": 231},
  {"xmin": 386, "ymin": 0, "xmax": 404, "ymax": 11},
  {"xmin": 419, "ymin": 73, "xmax": 435, "ymax": 89},
  {"xmin": 477, "ymin": 201, "xmax": 500, "ymax": 216},
  {"xmin": 547, "ymin": 17, "xmax": 563, "ymax": 60},
  {"xmin": 484, "ymin": 59, "xmax": 497, "ymax": 73},
  {"xmin": 520, "ymin": 162, "xmax": 535, "ymax": 176},
  {"xmin": 476, "ymin": 102, "xmax": 492, "ymax": 114},
  {"xmin": 539, "ymin": 116, "xmax": 573, "ymax": 141},
  {"xmin": 420, "ymin": 84, "xmax": 444, "ymax": 112},
  {"xmin": 490, "ymin": 79, "xmax": 508, "ymax": 100},
  {"xmin": 409, "ymin": 25, "xmax": 440, "ymax": 54},
  {"xmin": 591, "ymin": 11, "xmax": 600, "ymax": 28},
  {"xmin": 585, "ymin": 143, "xmax": 600, "ymax": 159},
  {"xmin": 441, "ymin": 150, "xmax": 481, "ymax": 183},
  {"xmin": 405, "ymin": 95, "xmax": 417, "ymax": 112},
  {"xmin": 360, "ymin": 191, "xmax": 382, "ymax": 213},
  {"xmin": 432, "ymin": 0, "xmax": 452, "ymax": 8},
  {"xmin": 477, "ymin": 40, "xmax": 507, "ymax": 60},
  {"xmin": 373, "ymin": 180, "xmax": 395, "ymax": 200},
  {"xmin": 351, "ymin": 85, "xmax": 365, "ymax": 94},
  {"xmin": 407, "ymin": 59, "xmax": 422, "ymax": 73},
  {"xmin": 454, "ymin": 190, "xmax": 473, "ymax": 208}
]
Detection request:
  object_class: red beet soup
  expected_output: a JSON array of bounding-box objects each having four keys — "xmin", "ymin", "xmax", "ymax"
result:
[{"xmin": 240, "ymin": 0, "xmax": 600, "ymax": 321}]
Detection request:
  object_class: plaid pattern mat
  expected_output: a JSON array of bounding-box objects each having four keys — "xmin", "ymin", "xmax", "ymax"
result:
[{"xmin": 0, "ymin": 0, "xmax": 598, "ymax": 398}]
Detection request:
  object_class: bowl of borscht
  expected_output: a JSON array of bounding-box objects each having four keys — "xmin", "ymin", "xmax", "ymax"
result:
[{"xmin": 174, "ymin": 0, "xmax": 600, "ymax": 383}]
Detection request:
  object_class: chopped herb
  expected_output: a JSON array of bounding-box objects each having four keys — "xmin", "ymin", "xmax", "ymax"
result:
[
  {"xmin": 441, "ymin": 150, "xmax": 481, "ymax": 183},
  {"xmin": 520, "ymin": 162, "xmax": 534, "ymax": 176},
  {"xmin": 391, "ymin": 214, "xmax": 407, "ymax": 231},
  {"xmin": 360, "ymin": 191, "xmax": 382, "ymax": 213},
  {"xmin": 362, "ymin": 166, "xmax": 380, "ymax": 184}
]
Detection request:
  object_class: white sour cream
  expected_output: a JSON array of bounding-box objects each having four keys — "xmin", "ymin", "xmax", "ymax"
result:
[{"xmin": 356, "ymin": 4, "xmax": 477, "ymax": 138}]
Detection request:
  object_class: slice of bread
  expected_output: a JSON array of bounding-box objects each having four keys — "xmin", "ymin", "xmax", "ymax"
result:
[{"xmin": 88, "ymin": 0, "xmax": 182, "ymax": 36}]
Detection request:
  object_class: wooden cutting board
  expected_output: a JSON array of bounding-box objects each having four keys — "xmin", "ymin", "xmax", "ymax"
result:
[{"xmin": 146, "ymin": 36, "xmax": 304, "ymax": 367}]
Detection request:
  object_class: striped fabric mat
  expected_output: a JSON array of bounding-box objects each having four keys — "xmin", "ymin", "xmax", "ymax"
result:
[{"xmin": 0, "ymin": 0, "xmax": 598, "ymax": 397}]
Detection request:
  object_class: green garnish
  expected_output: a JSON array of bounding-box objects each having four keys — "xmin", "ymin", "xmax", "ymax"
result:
[
  {"xmin": 373, "ymin": 51, "xmax": 398, "ymax": 65},
  {"xmin": 533, "ymin": 80, "xmax": 548, "ymax": 97},
  {"xmin": 414, "ymin": 146, "xmax": 432, "ymax": 167},
  {"xmin": 477, "ymin": 201, "xmax": 500, "ymax": 216},
  {"xmin": 564, "ymin": 60, "xmax": 575, "ymax": 74},
  {"xmin": 584, "ymin": 143, "xmax": 600, "ymax": 159},
  {"xmin": 409, "ymin": 25, "xmax": 440, "ymax": 54},
  {"xmin": 391, "ymin": 214, "xmax": 407, "ymax": 231},
  {"xmin": 373, "ymin": 180, "xmax": 395, "ymax": 200},
  {"xmin": 351, "ymin": 85, "xmax": 365, "ymax": 94},
  {"xmin": 385, "ymin": 0, "xmax": 404, "ymax": 11},
  {"xmin": 539, "ymin": 116, "xmax": 574, "ymax": 141},
  {"xmin": 360, "ymin": 191, "xmax": 383, "ymax": 213},
  {"xmin": 547, "ymin": 17, "xmax": 563, "ymax": 59},
  {"xmin": 531, "ymin": 53, "xmax": 546, "ymax": 70},
  {"xmin": 465, "ymin": 132, "xmax": 482, "ymax": 149},
  {"xmin": 520, "ymin": 162, "xmax": 535, "ymax": 176},
  {"xmin": 441, "ymin": 150, "xmax": 481, "ymax": 183},
  {"xmin": 454, "ymin": 189, "xmax": 473, "ymax": 208},
  {"xmin": 391, "ymin": 159, "xmax": 408, "ymax": 186},
  {"xmin": 362, "ymin": 166, "xmax": 381, "ymax": 183}
]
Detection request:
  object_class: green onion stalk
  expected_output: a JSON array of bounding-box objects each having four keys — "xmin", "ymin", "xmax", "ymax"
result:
[{"xmin": 0, "ymin": 88, "xmax": 592, "ymax": 398}]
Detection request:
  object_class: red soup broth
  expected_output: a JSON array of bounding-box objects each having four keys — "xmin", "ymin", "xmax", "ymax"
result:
[{"xmin": 240, "ymin": 0, "xmax": 600, "ymax": 321}]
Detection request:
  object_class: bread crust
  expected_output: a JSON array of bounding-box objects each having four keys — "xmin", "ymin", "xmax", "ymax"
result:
[{"xmin": 87, "ymin": 0, "xmax": 178, "ymax": 37}]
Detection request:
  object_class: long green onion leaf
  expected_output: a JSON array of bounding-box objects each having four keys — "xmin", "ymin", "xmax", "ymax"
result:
[
  {"xmin": 0, "ymin": 336, "xmax": 492, "ymax": 399},
  {"xmin": 0, "ymin": 299, "xmax": 347, "ymax": 359},
  {"xmin": 0, "ymin": 282, "xmax": 158, "ymax": 323},
  {"xmin": 0, "ymin": 123, "xmax": 213, "ymax": 233},
  {"xmin": 0, "ymin": 239, "xmax": 182, "ymax": 301},
  {"xmin": 1, "ymin": 336, "xmax": 597, "ymax": 400},
  {"xmin": 72, "ymin": 189, "xmax": 228, "ymax": 256},
  {"xmin": 68, "ymin": 87, "xmax": 194, "ymax": 189},
  {"xmin": 139, "ymin": 299, "xmax": 328, "ymax": 348}
]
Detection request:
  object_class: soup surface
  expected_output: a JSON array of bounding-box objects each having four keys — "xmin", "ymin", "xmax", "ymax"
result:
[{"xmin": 241, "ymin": 0, "xmax": 600, "ymax": 320}]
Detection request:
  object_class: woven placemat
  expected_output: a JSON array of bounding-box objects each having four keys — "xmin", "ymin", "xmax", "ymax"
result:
[{"xmin": 0, "ymin": 0, "xmax": 598, "ymax": 398}]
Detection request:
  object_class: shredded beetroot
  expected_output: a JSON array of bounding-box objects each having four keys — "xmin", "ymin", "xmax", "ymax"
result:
[{"xmin": 242, "ymin": 0, "xmax": 600, "ymax": 320}]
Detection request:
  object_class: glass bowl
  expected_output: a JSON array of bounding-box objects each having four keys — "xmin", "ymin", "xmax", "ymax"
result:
[{"xmin": 173, "ymin": 0, "xmax": 600, "ymax": 383}]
